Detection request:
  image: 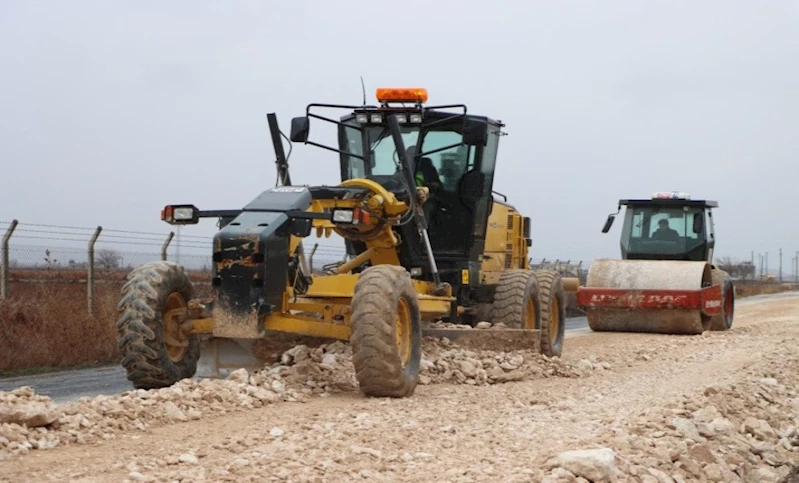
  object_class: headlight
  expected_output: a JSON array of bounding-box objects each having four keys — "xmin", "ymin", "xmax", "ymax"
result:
[
  {"xmin": 332, "ymin": 209, "xmax": 354, "ymax": 223},
  {"xmin": 369, "ymin": 114, "xmax": 383, "ymax": 124},
  {"xmin": 355, "ymin": 113, "xmax": 368, "ymax": 123},
  {"xmin": 161, "ymin": 204, "xmax": 199, "ymax": 225},
  {"xmin": 173, "ymin": 207, "xmax": 195, "ymax": 221},
  {"xmin": 409, "ymin": 113, "xmax": 422, "ymax": 123}
]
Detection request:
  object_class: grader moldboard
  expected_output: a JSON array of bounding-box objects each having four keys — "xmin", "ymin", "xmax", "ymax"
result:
[
  {"xmin": 575, "ymin": 191, "xmax": 735, "ymax": 334},
  {"xmin": 116, "ymin": 87, "xmax": 578, "ymax": 398}
]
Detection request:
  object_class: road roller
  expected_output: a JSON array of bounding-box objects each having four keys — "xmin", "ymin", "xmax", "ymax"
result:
[{"xmin": 575, "ymin": 191, "xmax": 735, "ymax": 334}]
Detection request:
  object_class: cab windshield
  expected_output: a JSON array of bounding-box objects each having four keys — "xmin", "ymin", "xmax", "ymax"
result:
[
  {"xmin": 338, "ymin": 120, "xmax": 476, "ymax": 194},
  {"xmin": 621, "ymin": 206, "xmax": 707, "ymax": 256}
]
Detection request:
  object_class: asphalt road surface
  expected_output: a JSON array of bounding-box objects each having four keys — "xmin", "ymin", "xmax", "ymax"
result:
[{"xmin": 0, "ymin": 292, "xmax": 789, "ymax": 404}]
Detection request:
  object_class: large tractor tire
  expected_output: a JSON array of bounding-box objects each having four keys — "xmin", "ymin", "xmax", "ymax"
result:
[
  {"xmin": 533, "ymin": 269, "xmax": 566, "ymax": 357},
  {"xmin": 491, "ymin": 269, "xmax": 542, "ymax": 346},
  {"xmin": 709, "ymin": 268, "xmax": 735, "ymax": 331},
  {"xmin": 116, "ymin": 261, "xmax": 200, "ymax": 389},
  {"xmin": 350, "ymin": 265, "xmax": 422, "ymax": 398}
]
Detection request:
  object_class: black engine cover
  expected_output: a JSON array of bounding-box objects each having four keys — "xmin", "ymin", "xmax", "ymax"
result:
[{"xmin": 211, "ymin": 186, "xmax": 312, "ymax": 337}]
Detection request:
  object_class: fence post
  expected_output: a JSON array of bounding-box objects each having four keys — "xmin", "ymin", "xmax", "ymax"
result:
[
  {"xmin": 87, "ymin": 226, "xmax": 102, "ymax": 315},
  {"xmin": 161, "ymin": 231, "xmax": 175, "ymax": 261},
  {"xmin": 1, "ymin": 220, "xmax": 19, "ymax": 299}
]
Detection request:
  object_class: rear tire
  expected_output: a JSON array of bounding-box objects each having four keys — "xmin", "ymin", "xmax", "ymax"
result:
[
  {"xmin": 709, "ymin": 268, "xmax": 735, "ymax": 331},
  {"xmin": 350, "ymin": 265, "xmax": 422, "ymax": 398},
  {"xmin": 533, "ymin": 269, "xmax": 566, "ymax": 357},
  {"xmin": 116, "ymin": 261, "xmax": 200, "ymax": 389},
  {"xmin": 492, "ymin": 269, "xmax": 542, "ymax": 348}
]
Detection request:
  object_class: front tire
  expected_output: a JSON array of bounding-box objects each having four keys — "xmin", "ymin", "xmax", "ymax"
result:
[
  {"xmin": 350, "ymin": 265, "xmax": 422, "ymax": 398},
  {"xmin": 116, "ymin": 261, "xmax": 200, "ymax": 389}
]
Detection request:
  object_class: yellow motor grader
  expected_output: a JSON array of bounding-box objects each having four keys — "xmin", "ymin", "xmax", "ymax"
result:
[{"xmin": 116, "ymin": 87, "xmax": 576, "ymax": 398}]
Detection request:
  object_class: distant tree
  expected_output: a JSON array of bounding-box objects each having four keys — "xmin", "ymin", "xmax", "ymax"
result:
[
  {"xmin": 716, "ymin": 256, "xmax": 755, "ymax": 280},
  {"xmin": 96, "ymin": 248, "xmax": 122, "ymax": 270}
]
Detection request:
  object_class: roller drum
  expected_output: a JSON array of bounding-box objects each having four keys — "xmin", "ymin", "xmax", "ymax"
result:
[{"xmin": 585, "ymin": 259, "xmax": 713, "ymax": 335}]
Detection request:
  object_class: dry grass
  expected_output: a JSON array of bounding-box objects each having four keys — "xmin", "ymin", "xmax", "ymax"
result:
[
  {"xmin": 0, "ymin": 268, "xmax": 213, "ymax": 374},
  {"xmin": 0, "ymin": 269, "xmax": 796, "ymax": 374},
  {"xmin": 0, "ymin": 282, "xmax": 122, "ymax": 373},
  {"xmin": 734, "ymin": 280, "xmax": 799, "ymax": 298}
]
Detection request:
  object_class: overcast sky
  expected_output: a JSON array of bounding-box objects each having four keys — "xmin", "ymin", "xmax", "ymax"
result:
[{"xmin": 2, "ymin": 1, "xmax": 798, "ymax": 267}]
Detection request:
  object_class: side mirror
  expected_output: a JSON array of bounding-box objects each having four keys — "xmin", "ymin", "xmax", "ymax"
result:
[
  {"xmin": 693, "ymin": 214, "xmax": 704, "ymax": 233},
  {"xmin": 601, "ymin": 214, "xmax": 615, "ymax": 233},
  {"xmin": 289, "ymin": 116, "xmax": 310, "ymax": 143},
  {"xmin": 463, "ymin": 119, "xmax": 488, "ymax": 146}
]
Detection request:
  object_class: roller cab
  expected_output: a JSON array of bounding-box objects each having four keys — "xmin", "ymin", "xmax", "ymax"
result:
[{"xmin": 576, "ymin": 192, "xmax": 735, "ymax": 334}]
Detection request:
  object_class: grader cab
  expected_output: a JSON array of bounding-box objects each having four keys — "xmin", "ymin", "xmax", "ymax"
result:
[
  {"xmin": 116, "ymin": 87, "xmax": 574, "ymax": 398},
  {"xmin": 576, "ymin": 191, "xmax": 735, "ymax": 334}
]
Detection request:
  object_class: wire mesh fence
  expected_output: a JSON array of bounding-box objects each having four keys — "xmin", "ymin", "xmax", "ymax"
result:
[
  {"xmin": 529, "ymin": 259, "xmax": 589, "ymax": 283},
  {"xmin": 1, "ymin": 219, "xmax": 598, "ymax": 308}
]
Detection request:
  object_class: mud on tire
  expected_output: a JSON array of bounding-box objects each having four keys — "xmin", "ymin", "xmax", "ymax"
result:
[
  {"xmin": 533, "ymin": 269, "xmax": 566, "ymax": 357},
  {"xmin": 492, "ymin": 269, "xmax": 542, "ymax": 336},
  {"xmin": 350, "ymin": 265, "xmax": 422, "ymax": 398},
  {"xmin": 116, "ymin": 261, "xmax": 200, "ymax": 389},
  {"xmin": 709, "ymin": 268, "xmax": 735, "ymax": 331}
]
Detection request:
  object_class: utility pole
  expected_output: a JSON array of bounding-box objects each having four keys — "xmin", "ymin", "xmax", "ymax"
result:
[{"xmin": 766, "ymin": 252, "xmax": 769, "ymax": 277}]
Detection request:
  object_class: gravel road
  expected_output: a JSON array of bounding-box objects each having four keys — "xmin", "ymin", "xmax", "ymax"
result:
[
  {"xmin": 1, "ymin": 292, "xmax": 798, "ymax": 482},
  {"xmin": 0, "ymin": 318, "xmax": 595, "ymax": 403}
]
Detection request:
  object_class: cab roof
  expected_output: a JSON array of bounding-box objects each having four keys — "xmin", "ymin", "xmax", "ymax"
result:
[{"xmin": 619, "ymin": 199, "xmax": 718, "ymax": 208}]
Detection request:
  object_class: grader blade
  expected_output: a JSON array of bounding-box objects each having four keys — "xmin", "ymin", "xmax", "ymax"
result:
[
  {"xmin": 195, "ymin": 338, "xmax": 264, "ymax": 379},
  {"xmin": 576, "ymin": 259, "xmax": 723, "ymax": 335},
  {"xmin": 422, "ymin": 328, "xmax": 541, "ymax": 352}
]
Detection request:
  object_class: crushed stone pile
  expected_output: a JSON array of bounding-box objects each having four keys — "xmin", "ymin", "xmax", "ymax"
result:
[
  {"xmin": 0, "ymin": 339, "xmax": 581, "ymax": 460},
  {"xmin": 420, "ymin": 338, "xmax": 584, "ymax": 385},
  {"xmin": 541, "ymin": 345, "xmax": 799, "ymax": 483}
]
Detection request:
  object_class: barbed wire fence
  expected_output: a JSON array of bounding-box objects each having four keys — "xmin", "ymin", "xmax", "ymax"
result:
[{"xmin": 0, "ymin": 219, "xmax": 354, "ymax": 311}]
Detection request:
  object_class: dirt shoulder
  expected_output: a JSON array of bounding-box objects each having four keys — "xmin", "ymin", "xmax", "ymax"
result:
[{"xmin": 2, "ymin": 295, "xmax": 799, "ymax": 482}]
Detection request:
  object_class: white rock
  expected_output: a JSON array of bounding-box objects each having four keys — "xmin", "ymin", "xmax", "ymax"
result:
[
  {"xmin": 271, "ymin": 380, "xmax": 286, "ymax": 394},
  {"xmin": 128, "ymin": 471, "xmax": 148, "ymax": 481},
  {"xmin": 691, "ymin": 405, "xmax": 722, "ymax": 423},
  {"xmin": 557, "ymin": 447, "xmax": 616, "ymax": 482},
  {"xmin": 270, "ymin": 427, "xmax": 285, "ymax": 437},
  {"xmin": 670, "ymin": 417, "xmax": 704, "ymax": 442},
  {"xmin": 163, "ymin": 402, "xmax": 188, "ymax": 422},
  {"xmin": 321, "ymin": 353, "xmax": 337, "ymax": 367},
  {"xmin": 743, "ymin": 417, "xmax": 777, "ymax": 440},
  {"xmin": 458, "ymin": 360, "xmax": 478, "ymax": 378},
  {"xmin": 178, "ymin": 454, "xmax": 198, "ymax": 465},
  {"xmin": 0, "ymin": 402, "xmax": 58, "ymax": 427},
  {"xmin": 476, "ymin": 321, "xmax": 492, "ymax": 329},
  {"xmin": 754, "ymin": 467, "xmax": 780, "ymax": 482},
  {"xmin": 646, "ymin": 467, "xmax": 674, "ymax": 483},
  {"xmin": 226, "ymin": 368, "xmax": 249, "ymax": 383},
  {"xmin": 703, "ymin": 463, "xmax": 723, "ymax": 482}
]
